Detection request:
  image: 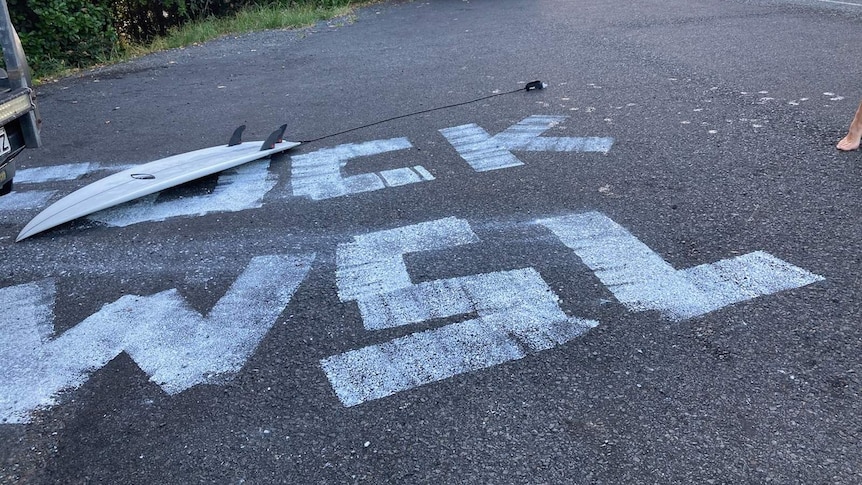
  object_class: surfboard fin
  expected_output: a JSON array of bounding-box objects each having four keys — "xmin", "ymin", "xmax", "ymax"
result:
[
  {"xmin": 228, "ymin": 125, "xmax": 246, "ymax": 147},
  {"xmin": 261, "ymin": 124, "xmax": 288, "ymax": 151}
]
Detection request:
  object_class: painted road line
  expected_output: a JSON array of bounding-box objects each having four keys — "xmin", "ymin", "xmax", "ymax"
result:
[
  {"xmin": 324, "ymin": 218, "xmax": 598, "ymax": 406},
  {"xmin": 0, "ymin": 253, "xmax": 315, "ymax": 424},
  {"xmin": 439, "ymin": 115, "xmax": 614, "ymax": 172},
  {"xmin": 89, "ymin": 159, "xmax": 278, "ymax": 227},
  {"xmin": 291, "ymin": 138, "xmax": 434, "ymax": 200},
  {"xmin": 538, "ymin": 212, "xmax": 824, "ymax": 321}
]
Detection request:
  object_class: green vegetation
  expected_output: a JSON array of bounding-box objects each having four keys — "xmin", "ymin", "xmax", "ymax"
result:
[
  {"xmin": 9, "ymin": 0, "xmax": 120, "ymax": 76},
  {"xmin": 146, "ymin": 3, "xmax": 354, "ymax": 52},
  {"xmin": 5, "ymin": 0, "xmax": 359, "ymax": 80}
]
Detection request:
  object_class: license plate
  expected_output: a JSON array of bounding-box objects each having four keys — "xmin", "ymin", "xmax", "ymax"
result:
[{"xmin": 0, "ymin": 127, "xmax": 10, "ymax": 156}]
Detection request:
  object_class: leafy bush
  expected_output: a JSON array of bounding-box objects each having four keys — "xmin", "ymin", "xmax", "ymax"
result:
[
  {"xmin": 4, "ymin": 0, "xmax": 354, "ymax": 77},
  {"xmin": 8, "ymin": 0, "xmax": 119, "ymax": 74},
  {"xmin": 111, "ymin": 1, "xmax": 258, "ymax": 43}
]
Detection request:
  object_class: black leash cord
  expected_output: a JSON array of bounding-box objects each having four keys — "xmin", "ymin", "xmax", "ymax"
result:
[{"xmin": 297, "ymin": 81, "xmax": 545, "ymax": 144}]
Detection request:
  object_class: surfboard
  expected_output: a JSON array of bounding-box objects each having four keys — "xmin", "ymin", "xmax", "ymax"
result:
[{"xmin": 17, "ymin": 126, "xmax": 299, "ymax": 241}]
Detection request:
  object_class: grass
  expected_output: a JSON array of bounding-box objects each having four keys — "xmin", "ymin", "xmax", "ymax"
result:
[
  {"xmin": 145, "ymin": 2, "xmax": 356, "ymax": 51},
  {"xmin": 36, "ymin": 2, "xmax": 362, "ymax": 82}
]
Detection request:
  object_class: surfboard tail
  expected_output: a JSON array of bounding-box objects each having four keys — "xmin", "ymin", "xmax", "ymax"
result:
[
  {"xmin": 261, "ymin": 124, "xmax": 288, "ymax": 151},
  {"xmin": 228, "ymin": 125, "xmax": 246, "ymax": 147}
]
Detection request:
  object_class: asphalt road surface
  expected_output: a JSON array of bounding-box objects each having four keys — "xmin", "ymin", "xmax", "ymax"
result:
[{"xmin": 1, "ymin": 0, "xmax": 860, "ymax": 483}]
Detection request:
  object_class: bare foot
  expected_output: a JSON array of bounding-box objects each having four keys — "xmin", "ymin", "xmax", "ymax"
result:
[{"xmin": 837, "ymin": 133, "xmax": 861, "ymax": 151}]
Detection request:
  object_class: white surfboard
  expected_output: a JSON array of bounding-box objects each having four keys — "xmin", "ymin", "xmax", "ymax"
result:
[{"xmin": 17, "ymin": 129, "xmax": 299, "ymax": 241}]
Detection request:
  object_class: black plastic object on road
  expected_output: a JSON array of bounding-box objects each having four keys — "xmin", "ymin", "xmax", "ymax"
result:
[{"xmin": 525, "ymin": 80, "xmax": 545, "ymax": 91}]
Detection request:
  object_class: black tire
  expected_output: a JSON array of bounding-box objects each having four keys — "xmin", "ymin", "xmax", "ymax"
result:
[{"xmin": 0, "ymin": 179, "xmax": 12, "ymax": 196}]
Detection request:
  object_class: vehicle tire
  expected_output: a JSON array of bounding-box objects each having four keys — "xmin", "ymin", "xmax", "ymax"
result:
[{"xmin": 0, "ymin": 179, "xmax": 12, "ymax": 196}]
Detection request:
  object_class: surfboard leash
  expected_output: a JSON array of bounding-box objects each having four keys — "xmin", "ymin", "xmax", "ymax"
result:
[{"xmin": 296, "ymin": 80, "xmax": 546, "ymax": 144}]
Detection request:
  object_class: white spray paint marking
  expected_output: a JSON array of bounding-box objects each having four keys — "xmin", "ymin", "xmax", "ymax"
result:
[
  {"xmin": 15, "ymin": 163, "xmax": 96, "ymax": 183},
  {"xmin": 291, "ymin": 138, "xmax": 434, "ymax": 200},
  {"xmin": 439, "ymin": 115, "xmax": 614, "ymax": 172},
  {"xmin": 323, "ymin": 218, "xmax": 597, "ymax": 407},
  {"xmin": 336, "ymin": 217, "xmax": 480, "ymax": 307},
  {"xmin": 538, "ymin": 212, "xmax": 824, "ymax": 321},
  {"xmin": 0, "ymin": 190, "xmax": 56, "ymax": 211},
  {"xmin": 88, "ymin": 159, "xmax": 277, "ymax": 227},
  {"xmin": 0, "ymin": 253, "xmax": 314, "ymax": 424},
  {"xmin": 681, "ymin": 251, "xmax": 823, "ymax": 311},
  {"xmin": 16, "ymin": 162, "xmax": 137, "ymax": 184}
]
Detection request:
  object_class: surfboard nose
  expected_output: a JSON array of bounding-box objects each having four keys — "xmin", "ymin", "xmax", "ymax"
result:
[{"xmin": 16, "ymin": 138, "xmax": 300, "ymax": 242}]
